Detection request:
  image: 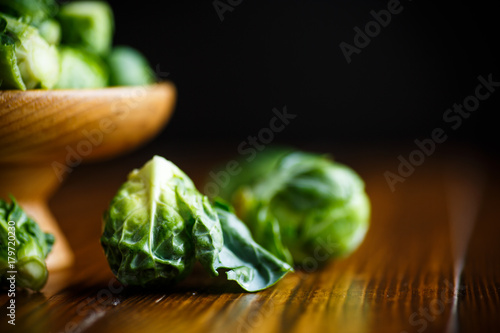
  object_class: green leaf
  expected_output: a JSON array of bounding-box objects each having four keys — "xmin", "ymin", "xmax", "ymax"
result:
[
  {"xmin": 0, "ymin": 37, "xmax": 24, "ymax": 89},
  {"xmin": 0, "ymin": 17, "xmax": 6, "ymax": 33},
  {"xmin": 208, "ymin": 200, "xmax": 293, "ymax": 292}
]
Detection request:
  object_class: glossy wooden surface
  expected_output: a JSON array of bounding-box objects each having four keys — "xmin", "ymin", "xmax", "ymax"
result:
[
  {"xmin": 0, "ymin": 83, "xmax": 176, "ymax": 270},
  {"xmin": 0, "ymin": 83, "xmax": 176, "ymax": 163},
  {"xmin": 1, "ymin": 143, "xmax": 498, "ymax": 333}
]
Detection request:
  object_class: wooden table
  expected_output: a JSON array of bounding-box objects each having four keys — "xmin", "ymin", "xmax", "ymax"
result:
[{"xmin": 2, "ymin": 142, "xmax": 499, "ymax": 333}]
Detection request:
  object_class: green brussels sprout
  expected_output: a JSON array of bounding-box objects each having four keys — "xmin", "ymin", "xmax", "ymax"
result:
[
  {"xmin": 101, "ymin": 156, "xmax": 292, "ymax": 292},
  {"xmin": 38, "ymin": 18, "xmax": 61, "ymax": 45},
  {"xmin": 57, "ymin": 1, "xmax": 114, "ymax": 56},
  {"xmin": 0, "ymin": 0, "xmax": 57, "ymax": 26},
  {"xmin": 1, "ymin": 197, "xmax": 54, "ymax": 291},
  {"xmin": 0, "ymin": 14, "xmax": 60, "ymax": 90},
  {"xmin": 55, "ymin": 46, "xmax": 108, "ymax": 89},
  {"xmin": 218, "ymin": 148, "xmax": 371, "ymax": 266},
  {"xmin": 107, "ymin": 46, "xmax": 154, "ymax": 86}
]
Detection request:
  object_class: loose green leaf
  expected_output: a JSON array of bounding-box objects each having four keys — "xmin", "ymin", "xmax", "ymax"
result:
[
  {"xmin": 0, "ymin": 197, "xmax": 54, "ymax": 291},
  {"xmin": 209, "ymin": 200, "xmax": 292, "ymax": 291}
]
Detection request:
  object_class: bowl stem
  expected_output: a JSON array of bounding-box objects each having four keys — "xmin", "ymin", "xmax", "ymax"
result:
[{"xmin": 0, "ymin": 163, "xmax": 74, "ymax": 271}]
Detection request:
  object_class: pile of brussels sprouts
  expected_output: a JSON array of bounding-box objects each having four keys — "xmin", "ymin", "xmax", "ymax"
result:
[
  {"xmin": 0, "ymin": 0, "xmax": 154, "ymax": 90},
  {"xmin": 100, "ymin": 149, "xmax": 371, "ymax": 292},
  {"xmin": 0, "ymin": 148, "xmax": 370, "ymax": 292}
]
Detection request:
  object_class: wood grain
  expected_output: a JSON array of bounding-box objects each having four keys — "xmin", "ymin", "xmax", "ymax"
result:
[
  {"xmin": 1, "ymin": 144, "xmax": 498, "ymax": 333},
  {"xmin": 0, "ymin": 83, "xmax": 176, "ymax": 162}
]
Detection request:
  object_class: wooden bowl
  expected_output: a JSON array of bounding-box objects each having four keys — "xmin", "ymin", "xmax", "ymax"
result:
[{"xmin": 0, "ymin": 82, "xmax": 176, "ymax": 270}]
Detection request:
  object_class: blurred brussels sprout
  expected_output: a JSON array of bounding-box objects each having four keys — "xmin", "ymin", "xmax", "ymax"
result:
[
  {"xmin": 0, "ymin": 14, "xmax": 59, "ymax": 90},
  {"xmin": 101, "ymin": 156, "xmax": 292, "ymax": 292},
  {"xmin": 57, "ymin": 1, "xmax": 113, "ymax": 56},
  {"xmin": 55, "ymin": 46, "xmax": 108, "ymax": 89},
  {"xmin": 107, "ymin": 46, "xmax": 154, "ymax": 86},
  {"xmin": 38, "ymin": 18, "xmax": 60, "ymax": 45},
  {"xmin": 1, "ymin": 197, "xmax": 54, "ymax": 291},
  {"xmin": 218, "ymin": 148, "xmax": 371, "ymax": 266}
]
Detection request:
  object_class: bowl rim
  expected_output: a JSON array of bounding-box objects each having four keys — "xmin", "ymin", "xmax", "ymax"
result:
[{"xmin": 0, "ymin": 82, "xmax": 173, "ymax": 97}]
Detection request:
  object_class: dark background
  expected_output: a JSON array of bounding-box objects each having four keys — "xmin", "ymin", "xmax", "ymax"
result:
[{"xmin": 107, "ymin": 0, "xmax": 498, "ymax": 154}]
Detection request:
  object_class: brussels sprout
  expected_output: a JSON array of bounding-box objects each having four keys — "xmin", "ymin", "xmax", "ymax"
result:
[
  {"xmin": 101, "ymin": 156, "xmax": 292, "ymax": 292},
  {"xmin": 1, "ymin": 197, "xmax": 54, "ymax": 291},
  {"xmin": 0, "ymin": 14, "xmax": 59, "ymax": 90},
  {"xmin": 57, "ymin": 1, "xmax": 114, "ymax": 56},
  {"xmin": 107, "ymin": 46, "xmax": 154, "ymax": 86},
  {"xmin": 218, "ymin": 149, "xmax": 371, "ymax": 266},
  {"xmin": 55, "ymin": 46, "xmax": 108, "ymax": 89},
  {"xmin": 0, "ymin": 0, "xmax": 57, "ymax": 26},
  {"xmin": 38, "ymin": 18, "xmax": 61, "ymax": 45}
]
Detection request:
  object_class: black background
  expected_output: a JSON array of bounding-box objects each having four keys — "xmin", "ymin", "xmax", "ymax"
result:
[{"xmin": 107, "ymin": 0, "xmax": 498, "ymax": 154}]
